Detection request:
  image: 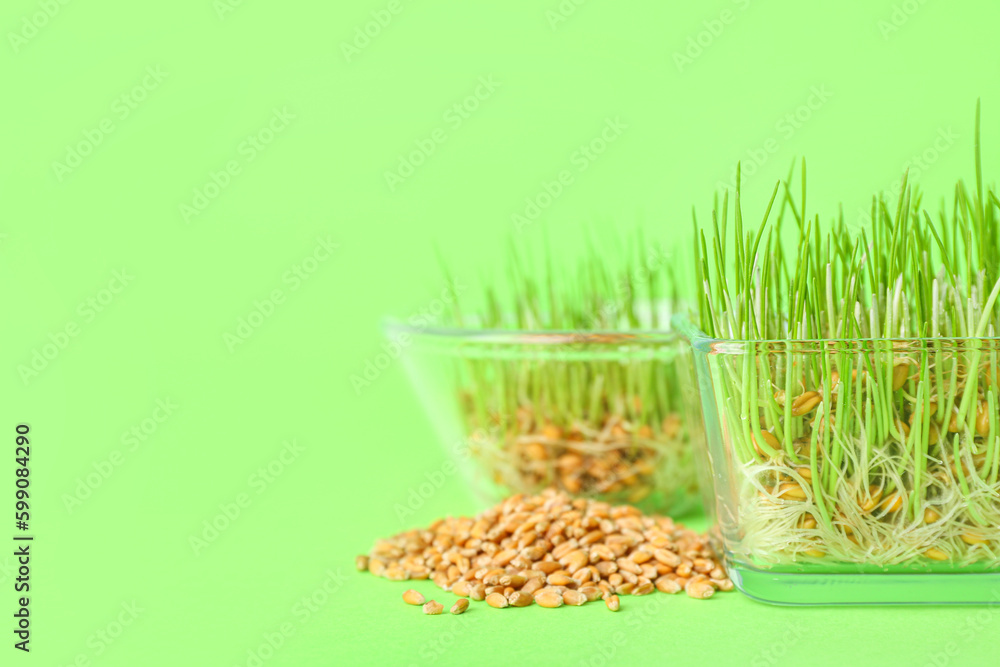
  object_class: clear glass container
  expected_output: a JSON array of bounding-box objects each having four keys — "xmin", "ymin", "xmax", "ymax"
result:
[
  {"xmin": 674, "ymin": 314, "xmax": 1000, "ymax": 604},
  {"xmin": 385, "ymin": 320, "xmax": 702, "ymax": 515}
]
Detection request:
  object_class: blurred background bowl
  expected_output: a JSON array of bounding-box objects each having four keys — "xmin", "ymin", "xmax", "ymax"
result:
[{"xmin": 385, "ymin": 319, "xmax": 705, "ymax": 515}]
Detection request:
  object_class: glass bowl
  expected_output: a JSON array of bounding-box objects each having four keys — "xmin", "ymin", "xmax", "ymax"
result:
[
  {"xmin": 385, "ymin": 320, "xmax": 703, "ymax": 515},
  {"xmin": 674, "ymin": 314, "xmax": 1000, "ymax": 604}
]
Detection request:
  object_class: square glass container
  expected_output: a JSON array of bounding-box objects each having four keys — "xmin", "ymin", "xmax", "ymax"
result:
[
  {"xmin": 674, "ymin": 314, "xmax": 1000, "ymax": 604},
  {"xmin": 386, "ymin": 320, "xmax": 704, "ymax": 515}
]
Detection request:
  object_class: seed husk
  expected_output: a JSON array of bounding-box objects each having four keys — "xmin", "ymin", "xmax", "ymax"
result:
[
  {"xmin": 547, "ymin": 573, "xmax": 577, "ymax": 587},
  {"xmin": 878, "ymin": 493, "xmax": 904, "ymax": 513},
  {"xmin": 485, "ymin": 593, "xmax": 509, "ymax": 608},
  {"xmin": 541, "ymin": 423, "xmax": 563, "ymax": 440},
  {"xmin": 604, "ymin": 594, "xmax": 620, "ymax": 611},
  {"xmin": 451, "ymin": 599, "xmax": 469, "ymax": 614},
  {"xmin": 961, "ymin": 531, "xmax": 988, "ymax": 545},
  {"xmin": 355, "ymin": 555, "xmax": 369, "ymax": 571},
  {"xmin": 976, "ymin": 403, "xmax": 992, "ymax": 437},
  {"xmin": 524, "ymin": 442, "xmax": 548, "ymax": 461},
  {"xmin": 948, "ymin": 411, "xmax": 961, "ymax": 433},
  {"xmin": 499, "ymin": 574, "xmax": 526, "ymax": 588},
  {"xmin": 685, "ymin": 578, "xmax": 715, "ymax": 600},
  {"xmin": 368, "ymin": 558, "xmax": 386, "ymax": 577},
  {"xmin": 508, "ymin": 591, "xmax": 534, "ymax": 607},
  {"xmin": 616, "ymin": 558, "xmax": 643, "ymax": 575},
  {"xmin": 654, "ymin": 575, "xmax": 683, "ymax": 594},
  {"xmin": 653, "ymin": 548, "xmax": 682, "ymax": 567},
  {"xmin": 630, "ymin": 550, "xmax": 653, "ymax": 565},
  {"xmin": 924, "ymin": 547, "xmax": 950, "ymax": 561},
  {"xmin": 693, "ymin": 558, "xmax": 713, "ymax": 574},
  {"xmin": 776, "ymin": 482, "xmax": 807, "ymax": 501},
  {"xmin": 892, "ymin": 364, "xmax": 910, "ymax": 391},
  {"xmin": 535, "ymin": 561, "xmax": 561, "ymax": 574},
  {"xmin": 552, "ymin": 541, "xmax": 577, "ymax": 560},
  {"xmin": 535, "ymin": 591, "xmax": 564, "ymax": 608},
  {"xmin": 422, "ymin": 600, "xmax": 444, "ymax": 614},
  {"xmin": 711, "ymin": 578, "xmax": 735, "ymax": 592},
  {"xmin": 402, "ymin": 589, "xmax": 425, "ymax": 605},
  {"xmin": 519, "ymin": 576, "xmax": 544, "ymax": 595},
  {"xmin": 753, "ymin": 430, "xmax": 781, "ymax": 457},
  {"xmin": 594, "ymin": 560, "xmax": 618, "ymax": 576},
  {"xmin": 791, "ymin": 391, "xmax": 822, "ymax": 416},
  {"xmin": 860, "ymin": 485, "xmax": 884, "ymax": 513},
  {"xmin": 482, "ymin": 568, "xmax": 505, "ymax": 585},
  {"xmin": 562, "ymin": 550, "xmax": 589, "ymax": 574},
  {"xmin": 633, "ymin": 582, "xmax": 655, "ymax": 596}
]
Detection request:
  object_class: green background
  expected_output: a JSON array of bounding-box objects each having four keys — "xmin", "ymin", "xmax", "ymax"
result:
[{"xmin": 3, "ymin": 0, "xmax": 1000, "ymax": 665}]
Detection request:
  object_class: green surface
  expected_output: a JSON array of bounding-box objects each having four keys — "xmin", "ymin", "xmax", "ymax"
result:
[{"xmin": 3, "ymin": 0, "xmax": 1000, "ymax": 665}]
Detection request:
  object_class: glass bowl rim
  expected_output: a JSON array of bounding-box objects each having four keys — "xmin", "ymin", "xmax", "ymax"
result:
[
  {"xmin": 671, "ymin": 313, "xmax": 1000, "ymax": 352},
  {"xmin": 382, "ymin": 317, "xmax": 680, "ymax": 346}
]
